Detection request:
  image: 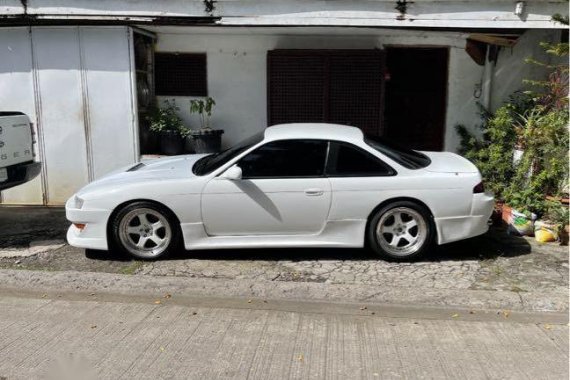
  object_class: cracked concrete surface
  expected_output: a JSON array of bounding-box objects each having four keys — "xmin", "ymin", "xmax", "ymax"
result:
[
  {"xmin": 137, "ymin": 231, "xmax": 568, "ymax": 301},
  {"xmin": 0, "ymin": 239, "xmax": 65, "ymax": 258},
  {"xmin": 140, "ymin": 257, "xmax": 482, "ymax": 289},
  {"xmin": 0, "ymin": 206, "xmax": 568, "ymax": 311}
]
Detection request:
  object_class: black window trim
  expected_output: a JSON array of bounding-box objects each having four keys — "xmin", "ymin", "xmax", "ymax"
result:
[
  {"xmin": 325, "ymin": 140, "xmax": 397, "ymax": 177},
  {"xmin": 238, "ymin": 139, "xmax": 329, "ymax": 180},
  {"xmin": 232, "ymin": 138, "xmax": 397, "ymax": 180}
]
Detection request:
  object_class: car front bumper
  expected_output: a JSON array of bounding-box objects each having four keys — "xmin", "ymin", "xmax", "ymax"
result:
[
  {"xmin": 434, "ymin": 192, "xmax": 495, "ymax": 245},
  {"xmin": 65, "ymin": 198, "xmax": 111, "ymax": 250}
]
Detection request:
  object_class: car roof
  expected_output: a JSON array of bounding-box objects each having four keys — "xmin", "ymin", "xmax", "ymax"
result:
[{"xmin": 264, "ymin": 123, "xmax": 364, "ymax": 142}]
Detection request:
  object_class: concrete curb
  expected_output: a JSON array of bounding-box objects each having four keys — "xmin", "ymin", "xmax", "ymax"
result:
[{"xmin": 0, "ymin": 268, "xmax": 567, "ymax": 312}]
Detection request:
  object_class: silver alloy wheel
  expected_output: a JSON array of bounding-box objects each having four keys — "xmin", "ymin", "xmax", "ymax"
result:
[
  {"xmin": 118, "ymin": 208, "xmax": 172, "ymax": 258},
  {"xmin": 375, "ymin": 207, "xmax": 427, "ymax": 257}
]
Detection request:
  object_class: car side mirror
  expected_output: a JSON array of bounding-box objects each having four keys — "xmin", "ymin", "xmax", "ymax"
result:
[{"xmin": 220, "ymin": 165, "xmax": 242, "ymax": 180}]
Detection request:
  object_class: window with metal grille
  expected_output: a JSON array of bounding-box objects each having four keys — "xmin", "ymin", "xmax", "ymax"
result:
[
  {"xmin": 267, "ymin": 50, "xmax": 384, "ymax": 136},
  {"xmin": 155, "ymin": 53, "xmax": 207, "ymax": 96}
]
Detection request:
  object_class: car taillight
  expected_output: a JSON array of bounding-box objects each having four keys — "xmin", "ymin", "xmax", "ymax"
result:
[{"xmin": 473, "ymin": 181, "xmax": 485, "ymax": 193}]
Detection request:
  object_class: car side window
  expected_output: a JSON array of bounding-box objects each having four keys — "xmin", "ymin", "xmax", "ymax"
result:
[
  {"xmin": 326, "ymin": 141, "xmax": 396, "ymax": 177},
  {"xmin": 239, "ymin": 140, "xmax": 328, "ymax": 179}
]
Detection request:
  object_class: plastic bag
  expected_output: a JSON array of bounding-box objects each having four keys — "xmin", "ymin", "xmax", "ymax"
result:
[{"xmin": 508, "ymin": 209, "xmax": 537, "ymax": 236}]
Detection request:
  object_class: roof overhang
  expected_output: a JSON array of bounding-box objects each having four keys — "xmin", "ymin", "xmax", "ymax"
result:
[{"xmin": 1, "ymin": 0, "xmax": 568, "ymax": 29}]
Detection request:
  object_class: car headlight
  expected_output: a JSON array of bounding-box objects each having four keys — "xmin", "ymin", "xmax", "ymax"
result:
[{"xmin": 74, "ymin": 196, "xmax": 84, "ymax": 209}]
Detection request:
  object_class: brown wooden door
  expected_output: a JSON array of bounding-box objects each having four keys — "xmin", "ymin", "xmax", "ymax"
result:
[
  {"xmin": 267, "ymin": 50, "xmax": 384, "ymax": 135},
  {"xmin": 384, "ymin": 47, "xmax": 448, "ymax": 151}
]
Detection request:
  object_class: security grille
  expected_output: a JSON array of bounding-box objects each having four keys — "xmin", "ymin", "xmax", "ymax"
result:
[
  {"xmin": 268, "ymin": 50, "xmax": 384, "ymax": 135},
  {"xmin": 155, "ymin": 53, "xmax": 207, "ymax": 96}
]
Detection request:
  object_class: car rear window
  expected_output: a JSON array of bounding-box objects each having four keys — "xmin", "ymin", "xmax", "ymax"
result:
[
  {"xmin": 364, "ymin": 135, "xmax": 431, "ymax": 169},
  {"xmin": 326, "ymin": 142, "xmax": 395, "ymax": 177}
]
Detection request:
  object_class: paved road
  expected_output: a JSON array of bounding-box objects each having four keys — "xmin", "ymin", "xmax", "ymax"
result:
[{"xmin": 0, "ymin": 290, "xmax": 567, "ymax": 380}]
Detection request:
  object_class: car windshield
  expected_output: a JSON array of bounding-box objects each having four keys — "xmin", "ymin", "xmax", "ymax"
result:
[
  {"xmin": 192, "ymin": 131, "xmax": 264, "ymax": 176},
  {"xmin": 364, "ymin": 134, "xmax": 431, "ymax": 169}
]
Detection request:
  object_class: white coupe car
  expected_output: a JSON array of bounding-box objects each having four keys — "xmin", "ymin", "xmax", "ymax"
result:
[{"xmin": 66, "ymin": 123, "xmax": 494, "ymax": 261}]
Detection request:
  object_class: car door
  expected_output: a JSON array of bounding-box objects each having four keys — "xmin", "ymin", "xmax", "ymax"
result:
[
  {"xmin": 325, "ymin": 141, "xmax": 397, "ymax": 220},
  {"xmin": 201, "ymin": 139, "xmax": 332, "ymax": 236}
]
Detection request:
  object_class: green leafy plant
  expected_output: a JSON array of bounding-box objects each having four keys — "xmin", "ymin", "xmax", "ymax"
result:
[
  {"xmin": 505, "ymin": 108, "xmax": 569, "ymax": 208},
  {"xmin": 547, "ymin": 202, "xmax": 570, "ymax": 227},
  {"xmin": 456, "ymin": 96, "xmax": 568, "ymax": 216},
  {"xmin": 456, "ymin": 21, "xmax": 569, "ymax": 218},
  {"xmin": 147, "ymin": 100, "xmax": 189, "ymax": 137},
  {"xmin": 189, "ymin": 97, "xmax": 216, "ymax": 130},
  {"xmin": 455, "ymin": 97, "xmax": 524, "ymax": 200}
]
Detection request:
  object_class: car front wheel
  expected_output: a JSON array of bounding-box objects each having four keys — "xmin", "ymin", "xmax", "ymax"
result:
[
  {"xmin": 368, "ymin": 201, "xmax": 434, "ymax": 261},
  {"xmin": 110, "ymin": 201, "xmax": 180, "ymax": 260}
]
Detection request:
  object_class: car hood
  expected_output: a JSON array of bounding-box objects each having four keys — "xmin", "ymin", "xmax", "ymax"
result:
[
  {"xmin": 421, "ymin": 151, "xmax": 478, "ymax": 173},
  {"xmin": 77, "ymin": 154, "xmax": 209, "ymax": 196}
]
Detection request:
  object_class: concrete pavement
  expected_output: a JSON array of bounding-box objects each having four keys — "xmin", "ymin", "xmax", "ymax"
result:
[
  {"xmin": 0, "ymin": 289, "xmax": 567, "ymax": 380},
  {"xmin": 1, "ymin": 207, "xmax": 568, "ymax": 379}
]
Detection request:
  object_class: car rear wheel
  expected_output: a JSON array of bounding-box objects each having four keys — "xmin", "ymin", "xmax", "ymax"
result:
[
  {"xmin": 367, "ymin": 201, "xmax": 434, "ymax": 261},
  {"xmin": 110, "ymin": 201, "xmax": 180, "ymax": 260}
]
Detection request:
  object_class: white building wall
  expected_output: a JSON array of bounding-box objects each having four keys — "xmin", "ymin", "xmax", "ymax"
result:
[
  {"xmin": 0, "ymin": 25, "xmax": 558, "ymax": 205},
  {"xmin": 446, "ymin": 29, "xmax": 558, "ymax": 150},
  {"xmin": 154, "ymin": 27, "xmax": 486, "ymax": 152},
  {"xmin": 0, "ymin": 26, "xmax": 137, "ymax": 205},
  {"xmin": 491, "ymin": 29, "xmax": 561, "ymax": 111},
  {"xmin": 155, "ymin": 27, "xmax": 559, "ymax": 153},
  {"xmin": 31, "ymin": 28, "xmax": 90, "ymax": 204}
]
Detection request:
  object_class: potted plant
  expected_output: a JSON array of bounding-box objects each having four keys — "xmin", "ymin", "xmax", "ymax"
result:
[
  {"xmin": 147, "ymin": 100, "xmax": 189, "ymax": 155},
  {"xmin": 186, "ymin": 97, "xmax": 224, "ymax": 153},
  {"xmin": 545, "ymin": 201, "xmax": 570, "ymax": 245}
]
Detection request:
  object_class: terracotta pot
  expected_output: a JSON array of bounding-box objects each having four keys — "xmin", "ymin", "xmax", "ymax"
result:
[
  {"xmin": 546, "ymin": 195, "xmax": 570, "ymax": 205},
  {"xmin": 501, "ymin": 204, "xmax": 512, "ymax": 225}
]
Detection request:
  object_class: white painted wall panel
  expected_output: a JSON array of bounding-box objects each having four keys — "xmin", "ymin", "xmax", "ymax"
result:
[
  {"xmin": 0, "ymin": 26, "xmax": 136, "ymax": 205},
  {"xmin": 155, "ymin": 27, "xmax": 559, "ymax": 153},
  {"xmin": 32, "ymin": 27, "xmax": 89, "ymax": 204},
  {"xmin": 444, "ymin": 46, "xmax": 486, "ymax": 152},
  {"xmin": 492, "ymin": 29, "xmax": 559, "ymax": 112},
  {"xmin": 80, "ymin": 27, "xmax": 137, "ymax": 180},
  {"xmin": 0, "ymin": 28, "xmax": 44, "ymax": 204}
]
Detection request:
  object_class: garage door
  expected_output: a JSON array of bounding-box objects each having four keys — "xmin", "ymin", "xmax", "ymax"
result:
[{"xmin": 267, "ymin": 50, "xmax": 385, "ymax": 135}]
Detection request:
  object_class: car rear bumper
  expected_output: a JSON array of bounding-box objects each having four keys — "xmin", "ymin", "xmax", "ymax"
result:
[
  {"xmin": 0, "ymin": 161, "xmax": 41, "ymax": 191},
  {"xmin": 435, "ymin": 192, "xmax": 495, "ymax": 245}
]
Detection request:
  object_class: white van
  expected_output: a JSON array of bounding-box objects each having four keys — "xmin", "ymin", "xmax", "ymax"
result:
[{"xmin": 0, "ymin": 112, "xmax": 41, "ymax": 191}]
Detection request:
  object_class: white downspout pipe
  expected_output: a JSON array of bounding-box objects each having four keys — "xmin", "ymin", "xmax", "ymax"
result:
[{"xmin": 481, "ymin": 45, "xmax": 496, "ymax": 111}]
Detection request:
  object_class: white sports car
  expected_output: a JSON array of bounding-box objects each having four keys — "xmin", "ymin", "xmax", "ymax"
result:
[{"xmin": 66, "ymin": 123, "xmax": 494, "ymax": 261}]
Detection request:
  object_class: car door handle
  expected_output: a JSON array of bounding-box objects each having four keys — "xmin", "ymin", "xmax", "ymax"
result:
[{"xmin": 304, "ymin": 188, "xmax": 324, "ymax": 196}]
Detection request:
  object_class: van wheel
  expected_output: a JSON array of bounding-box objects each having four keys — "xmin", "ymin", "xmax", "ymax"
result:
[{"xmin": 367, "ymin": 201, "xmax": 434, "ymax": 261}]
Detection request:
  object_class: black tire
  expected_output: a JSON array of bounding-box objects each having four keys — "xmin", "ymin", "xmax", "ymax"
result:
[
  {"xmin": 367, "ymin": 200, "xmax": 434, "ymax": 261},
  {"xmin": 110, "ymin": 201, "xmax": 181, "ymax": 260}
]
